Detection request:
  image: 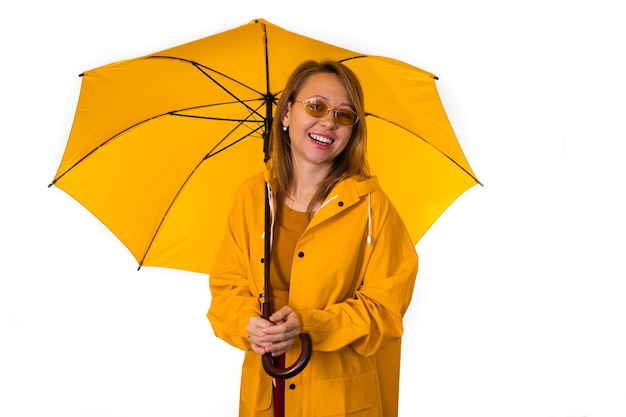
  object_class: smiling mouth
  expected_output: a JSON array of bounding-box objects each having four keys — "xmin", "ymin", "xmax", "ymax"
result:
[{"xmin": 309, "ymin": 133, "xmax": 333, "ymax": 145}]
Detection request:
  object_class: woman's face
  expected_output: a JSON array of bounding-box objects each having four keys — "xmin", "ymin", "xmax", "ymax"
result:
[{"xmin": 282, "ymin": 72, "xmax": 354, "ymax": 171}]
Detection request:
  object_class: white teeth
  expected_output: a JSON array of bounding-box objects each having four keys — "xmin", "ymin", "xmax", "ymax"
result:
[{"xmin": 310, "ymin": 134, "xmax": 333, "ymax": 144}]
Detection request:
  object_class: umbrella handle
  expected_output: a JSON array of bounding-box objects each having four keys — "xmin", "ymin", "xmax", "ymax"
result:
[{"xmin": 262, "ymin": 333, "xmax": 312, "ymax": 379}]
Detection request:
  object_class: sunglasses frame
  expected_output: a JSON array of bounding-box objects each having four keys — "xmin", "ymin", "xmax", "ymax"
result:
[{"xmin": 298, "ymin": 98, "xmax": 359, "ymax": 126}]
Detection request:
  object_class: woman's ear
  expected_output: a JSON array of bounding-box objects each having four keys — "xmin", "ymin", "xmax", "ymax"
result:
[{"xmin": 282, "ymin": 102, "xmax": 292, "ymax": 128}]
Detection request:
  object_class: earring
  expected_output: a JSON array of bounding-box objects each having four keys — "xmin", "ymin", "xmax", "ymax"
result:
[{"xmin": 282, "ymin": 125, "xmax": 288, "ymax": 131}]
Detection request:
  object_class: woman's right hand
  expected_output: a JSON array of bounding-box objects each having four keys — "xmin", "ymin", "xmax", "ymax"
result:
[{"xmin": 246, "ymin": 315, "xmax": 275, "ymax": 356}]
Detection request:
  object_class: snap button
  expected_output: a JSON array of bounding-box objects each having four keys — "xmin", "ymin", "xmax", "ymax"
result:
[
  {"xmin": 338, "ymin": 201, "xmax": 344, "ymax": 207},
  {"xmin": 297, "ymin": 251, "xmax": 304, "ymax": 258},
  {"xmin": 289, "ymin": 384, "xmax": 296, "ymax": 390}
]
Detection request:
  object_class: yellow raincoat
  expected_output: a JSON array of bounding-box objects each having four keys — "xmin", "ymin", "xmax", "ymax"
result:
[{"xmin": 208, "ymin": 170, "xmax": 418, "ymax": 417}]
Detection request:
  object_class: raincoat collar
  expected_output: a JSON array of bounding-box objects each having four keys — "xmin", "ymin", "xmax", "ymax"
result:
[
  {"xmin": 262, "ymin": 169, "xmax": 380, "ymax": 213},
  {"xmin": 263, "ymin": 168, "xmax": 380, "ymax": 244}
]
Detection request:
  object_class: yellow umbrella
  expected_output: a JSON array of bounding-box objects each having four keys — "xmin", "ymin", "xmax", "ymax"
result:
[
  {"xmin": 50, "ymin": 17, "xmax": 481, "ymax": 413},
  {"xmin": 50, "ymin": 18, "xmax": 479, "ymax": 276}
]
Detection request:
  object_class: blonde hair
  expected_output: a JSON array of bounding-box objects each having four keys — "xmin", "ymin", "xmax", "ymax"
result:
[{"xmin": 269, "ymin": 60, "xmax": 370, "ymax": 211}]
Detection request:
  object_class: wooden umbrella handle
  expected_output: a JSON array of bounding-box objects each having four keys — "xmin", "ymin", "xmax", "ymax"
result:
[{"xmin": 262, "ymin": 333, "xmax": 312, "ymax": 379}]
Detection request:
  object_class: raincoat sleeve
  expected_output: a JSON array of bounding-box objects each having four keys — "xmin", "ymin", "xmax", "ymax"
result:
[
  {"xmin": 299, "ymin": 192, "xmax": 418, "ymax": 356},
  {"xmin": 207, "ymin": 180, "xmax": 261, "ymax": 352}
]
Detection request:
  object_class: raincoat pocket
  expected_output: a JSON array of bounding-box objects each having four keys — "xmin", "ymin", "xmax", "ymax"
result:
[
  {"xmin": 312, "ymin": 371, "xmax": 380, "ymax": 416},
  {"xmin": 240, "ymin": 353, "xmax": 272, "ymax": 414}
]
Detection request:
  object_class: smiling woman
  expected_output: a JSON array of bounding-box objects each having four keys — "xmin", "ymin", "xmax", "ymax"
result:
[{"xmin": 207, "ymin": 60, "xmax": 419, "ymax": 417}]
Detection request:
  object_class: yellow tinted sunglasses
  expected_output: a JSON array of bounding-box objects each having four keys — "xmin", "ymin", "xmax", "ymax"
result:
[{"xmin": 300, "ymin": 98, "xmax": 359, "ymax": 126}]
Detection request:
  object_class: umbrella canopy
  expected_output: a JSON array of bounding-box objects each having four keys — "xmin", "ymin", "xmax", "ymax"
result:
[{"xmin": 50, "ymin": 18, "xmax": 480, "ymax": 275}]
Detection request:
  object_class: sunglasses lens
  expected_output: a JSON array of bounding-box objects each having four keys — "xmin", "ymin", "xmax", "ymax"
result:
[
  {"xmin": 304, "ymin": 100, "xmax": 329, "ymax": 117},
  {"xmin": 336, "ymin": 109, "xmax": 358, "ymax": 126}
]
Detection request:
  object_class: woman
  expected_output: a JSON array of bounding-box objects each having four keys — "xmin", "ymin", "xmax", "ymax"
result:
[{"xmin": 208, "ymin": 60, "xmax": 418, "ymax": 417}]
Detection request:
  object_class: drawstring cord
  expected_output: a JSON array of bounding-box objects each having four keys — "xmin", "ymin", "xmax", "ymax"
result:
[
  {"xmin": 315, "ymin": 194, "xmax": 338, "ymax": 214},
  {"xmin": 367, "ymin": 193, "xmax": 372, "ymax": 246}
]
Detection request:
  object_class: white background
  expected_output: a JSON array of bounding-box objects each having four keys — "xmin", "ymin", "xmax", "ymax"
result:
[{"xmin": 1, "ymin": 1, "xmax": 625, "ymax": 416}]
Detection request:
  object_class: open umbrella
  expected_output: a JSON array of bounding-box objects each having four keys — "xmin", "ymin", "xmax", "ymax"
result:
[{"xmin": 49, "ymin": 16, "xmax": 480, "ymax": 411}]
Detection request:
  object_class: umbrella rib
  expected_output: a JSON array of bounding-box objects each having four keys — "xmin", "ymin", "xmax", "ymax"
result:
[
  {"xmin": 50, "ymin": 120, "xmax": 145, "ymax": 186},
  {"xmin": 172, "ymin": 113, "xmax": 260, "ymax": 123},
  {"xmin": 366, "ymin": 113, "xmax": 482, "ymax": 186},
  {"xmin": 147, "ymin": 55, "xmax": 265, "ymax": 96},
  {"xmin": 147, "ymin": 55, "xmax": 267, "ymax": 120},
  {"xmin": 203, "ymin": 124, "xmax": 264, "ymax": 158},
  {"xmin": 337, "ymin": 55, "xmax": 369, "ymax": 64},
  {"xmin": 50, "ymin": 100, "xmax": 266, "ymax": 186},
  {"xmin": 138, "ymin": 125, "xmax": 265, "ymax": 268},
  {"xmin": 202, "ymin": 113, "xmax": 264, "ymax": 159},
  {"xmin": 175, "ymin": 98, "xmax": 267, "ymax": 157}
]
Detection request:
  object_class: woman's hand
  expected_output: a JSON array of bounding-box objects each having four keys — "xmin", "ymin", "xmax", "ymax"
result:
[{"xmin": 246, "ymin": 306, "xmax": 302, "ymax": 357}]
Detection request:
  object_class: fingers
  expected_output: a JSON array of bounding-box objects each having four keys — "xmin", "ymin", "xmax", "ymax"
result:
[
  {"xmin": 268, "ymin": 305, "xmax": 293, "ymax": 324},
  {"xmin": 247, "ymin": 316, "xmax": 274, "ymax": 355},
  {"xmin": 247, "ymin": 307, "xmax": 303, "ymax": 357},
  {"xmin": 262, "ymin": 308, "xmax": 302, "ymax": 356},
  {"xmin": 261, "ymin": 321, "xmax": 300, "ymax": 341},
  {"xmin": 268, "ymin": 306, "xmax": 302, "ymax": 333},
  {"xmin": 266, "ymin": 339, "xmax": 295, "ymax": 357},
  {"xmin": 247, "ymin": 315, "xmax": 295, "ymax": 356}
]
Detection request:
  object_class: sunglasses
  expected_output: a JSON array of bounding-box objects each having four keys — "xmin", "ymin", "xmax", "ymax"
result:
[{"xmin": 299, "ymin": 98, "xmax": 359, "ymax": 126}]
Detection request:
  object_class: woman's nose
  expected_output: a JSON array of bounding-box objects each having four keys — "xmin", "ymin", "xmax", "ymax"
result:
[{"xmin": 319, "ymin": 108, "xmax": 337, "ymax": 128}]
